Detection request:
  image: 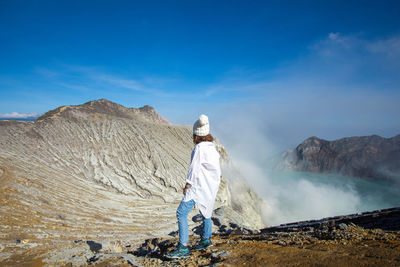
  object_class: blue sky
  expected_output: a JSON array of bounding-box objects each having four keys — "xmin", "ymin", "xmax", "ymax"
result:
[{"xmin": 1, "ymin": 0, "xmax": 400, "ymax": 149}]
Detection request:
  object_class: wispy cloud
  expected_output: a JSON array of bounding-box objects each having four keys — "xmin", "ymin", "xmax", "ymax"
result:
[
  {"xmin": 95, "ymin": 75, "xmax": 145, "ymax": 92},
  {"xmin": 212, "ymin": 33, "xmax": 400, "ymax": 150},
  {"xmin": 366, "ymin": 36, "xmax": 400, "ymax": 58},
  {"xmin": 150, "ymin": 32, "xmax": 400, "ymax": 129},
  {"xmin": 88, "ymin": 73, "xmax": 180, "ymax": 98},
  {"xmin": 34, "ymin": 64, "xmax": 210, "ymax": 99},
  {"xmin": 214, "ymin": 33, "xmax": 400, "ymax": 226},
  {"xmin": 328, "ymin": 32, "xmax": 340, "ymax": 40},
  {"xmin": 0, "ymin": 112, "xmax": 39, "ymax": 119},
  {"xmin": 226, "ymin": 32, "xmax": 400, "ymax": 95}
]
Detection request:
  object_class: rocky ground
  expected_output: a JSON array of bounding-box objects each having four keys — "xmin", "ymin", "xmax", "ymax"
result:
[
  {"xmin": 134, "ymin": 225, "xmax": 400, "ymax": 267},
  {"xmin": 130, "ymin": 207, "xmax": 400, "ymax": 267},
  {"xmin": 2, "ymin": 207, "xmax": 396, "ymax": 266}
]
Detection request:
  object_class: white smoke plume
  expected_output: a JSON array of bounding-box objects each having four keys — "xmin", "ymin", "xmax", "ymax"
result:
[
  {"xmin": 214, "ymin": 106, "xmax": 399, "ymax": 227},
  {"xmin": 207, "ymin": 33, "xmax": 400, "ymax": 226}
]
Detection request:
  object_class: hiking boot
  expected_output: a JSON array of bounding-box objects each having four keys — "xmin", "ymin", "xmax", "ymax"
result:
[
  {"xmin": 165, "ymin": 244, "xmax": 191, "ymax": 259},
  {"xmin": 194, "ymin": 239, "xmax": 212, "ymax": 250}
]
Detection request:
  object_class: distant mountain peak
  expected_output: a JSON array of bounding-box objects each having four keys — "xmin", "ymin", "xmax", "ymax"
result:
[
  {"xmin": 277, "ymin": 134, "xmax": 400, "ymax": 180},
  {"xmin": 37, "ymin": 99, "xmax": 170, "ymax": 125},
  {"xmin": 138, "ymin": 104, "xmax": 155, "ymax": 111},
  {"xmin": 298, "ymin": 136, "xmax": 328, "ymax": 147}
]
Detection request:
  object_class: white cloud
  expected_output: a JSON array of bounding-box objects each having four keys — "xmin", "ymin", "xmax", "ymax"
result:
[
  {"xmin": 0, "ymin": 112, "xmax": 39, "ymax": 119},
  {"xmin": 366, "ymin": 37, "xmax": 400, "ymax": 58},
  {"xmin": 34, "ymin": 65, "xmax": 208, "ymax": 100},
  {"xmin": 95, "ymin": 75, "xmax": 145, "ymax": 92},
  {"xmin": 211, "ymin": 33, "xmax": 400, "ymax": 150},
  {"xmin": 328, "ymin": 32, "xmax": 339, "ymax": 40}
]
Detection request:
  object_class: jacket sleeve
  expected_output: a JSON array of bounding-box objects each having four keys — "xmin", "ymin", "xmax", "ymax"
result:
[{"xmin": 185, "ymin": 146, "xmax": 201, "ymax": 185}]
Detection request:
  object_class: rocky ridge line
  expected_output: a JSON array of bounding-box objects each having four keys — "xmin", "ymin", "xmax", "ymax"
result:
[
  {"xmin": 37, "ymin": 98, "xmax": 170, "ymax": 125},
  {"xmin": 276, "ymin": 134, "xmax": 400, "ymax": 180}
]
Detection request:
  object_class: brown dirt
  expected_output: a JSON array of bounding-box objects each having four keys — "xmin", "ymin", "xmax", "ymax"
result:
[
  {"xmin": 1, "ymin": 220, "xmax": 399, "ymax": 266},
  {"xmin": 136, "ymin": 225, "xmax": 400, "ymax": 267},
  {"xmin": 218, "ymin": 238, "xmax": 400, "ymax": 266}
]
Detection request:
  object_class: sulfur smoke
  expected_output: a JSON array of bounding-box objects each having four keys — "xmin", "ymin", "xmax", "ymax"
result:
[{"xmin": 214, "ymin": 108, "xmax": 400, "ymax": 226}]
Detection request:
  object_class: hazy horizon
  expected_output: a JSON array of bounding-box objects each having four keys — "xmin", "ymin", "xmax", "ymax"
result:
[{"xmin": 1, "ymin": 98, "xmax": 399, "ymax": 152}]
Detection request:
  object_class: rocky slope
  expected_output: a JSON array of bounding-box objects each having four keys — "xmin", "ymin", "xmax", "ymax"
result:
[
  {"xmin": 276, "ymin": 135, "xmax": 400, "ymax": 180},
  {"xmin": 0, "ymin": 99, "xmax": 264, "ymax": 265},
  {"xmin": 131, "ymin": 207, "xmax": 400, "ymax": 267},
  {"xmin": 76, "ymin": 207, "xmax": 398, "ymax": 267}
]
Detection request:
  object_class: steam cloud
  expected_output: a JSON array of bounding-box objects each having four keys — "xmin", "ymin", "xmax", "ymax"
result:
[
  {"xmin": 216, "ymin": 115, "xmax": 360, "ymax": 226},
  {"xmin": 208, "ymin": 33, "xmax": 400, "ymax": 226},
  {"xmin": 215, "ymin": 106, "xmax": 399, "ymax": 226},
  {"xmin": 227, "ymin": 157, "xmax": 361, "ymax": 226}
]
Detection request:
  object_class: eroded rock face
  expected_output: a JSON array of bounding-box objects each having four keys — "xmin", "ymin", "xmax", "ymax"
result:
[
  {"xmin": 0, "ymin": 99, "xmax": 264, "ymax": 265},
  {"xmin": 276, "ymin": 135, "xmax": 400, "ymax": 180}
]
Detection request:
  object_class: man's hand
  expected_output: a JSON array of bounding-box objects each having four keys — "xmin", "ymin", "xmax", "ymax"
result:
[{"xmin": 183, "ymin": 183, "xmax": 191, "ymax": 195}]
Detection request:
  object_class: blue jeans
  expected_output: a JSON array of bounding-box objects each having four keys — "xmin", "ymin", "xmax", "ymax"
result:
[{"xmin": 176, "ymin": 199, "xmax": 212, "ymax": 246}]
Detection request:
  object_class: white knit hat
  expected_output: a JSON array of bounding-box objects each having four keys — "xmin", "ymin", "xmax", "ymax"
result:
[{"xmin": 193, "ymin": 114, "xmax": 210, "ymax": 136}]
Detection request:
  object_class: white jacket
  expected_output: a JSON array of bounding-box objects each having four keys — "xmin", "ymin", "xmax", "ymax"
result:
[{"xmin": 183, "ymin": 142, "xmax": 221, "ymax": 218}]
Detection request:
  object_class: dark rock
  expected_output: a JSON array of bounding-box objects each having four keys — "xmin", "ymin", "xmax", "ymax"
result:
[
  {"xmin": 86, "ymin": 241, "xmax": 102, "ymax": 253},
  {"xmin": 218, "ymin": 224, "xmax": 228, "ymax": 233},
  {"xmin": 168, "ymin": 230, "xmax": 178, "ymax": 237},
  {"xmin": 213, "ymin": 207, "xmax": 225, "ymax": 216},
  {"xmin": 217, "ymin": 251, "xmax": 231, "ymax": 257},
  {"xmin": 133, "ymin": 239, "xmax": 158, "ymax": 257},
  {"xmin": 220, "ymin": 229, "xmax": 234, "ymax": 236},
  {"xmin": 211, "ymin": 217, "xmax": 221, "ymax": 227},
  {"xmin": 321, "ymin": 226, "xmax": 329, "ymax": 232},
  {"xmin": 158, "ymin": 239, "xmax": 174, "ymax": 250},
  {"xmin": 260, "ymin": 207, "xmax": 400, "ymax": 234},
  {"xmin": 193, "ymin": 224, "xmax": 204, "ymax": 236},
  {"xmin": 210, "ymin": 250, "xmax": 231, "ymax": 262},
  {"xmin": 277, "ymin": 240, "xmax": 287, "ymax": 246},
  {"xmin": 229, "ymin": 222, "xmax": 240, "ymax": 229},
  {"xmin": 133, "ymin": 238, "xmax": 174, "ymax": 259},
  {"xmin": 217, "ymin": 224, "xmax": 234, "ymax": 236},
  {"xmin": 338, "ymin": 223, "xmax": 348, "ymax": 230},
  {"xmin": 87, "ymin": 255, "xmax": 99, "ymax": 263},
  {"xmin": 238, "ymin": 228, "xmax": 254, "ymax": 235},
  {"xmin": 192, "ymin": 214, "xmax": 203, "ymax": 223}
]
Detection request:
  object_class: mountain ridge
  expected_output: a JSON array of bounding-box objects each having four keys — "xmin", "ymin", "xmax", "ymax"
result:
[
  {"xmin": 37, "ymin": 98, "xmax": 170, "ymax": 125},
  {"xmin": 276, "ymin": 134, "xmax": 400, "ymax": 180}
]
